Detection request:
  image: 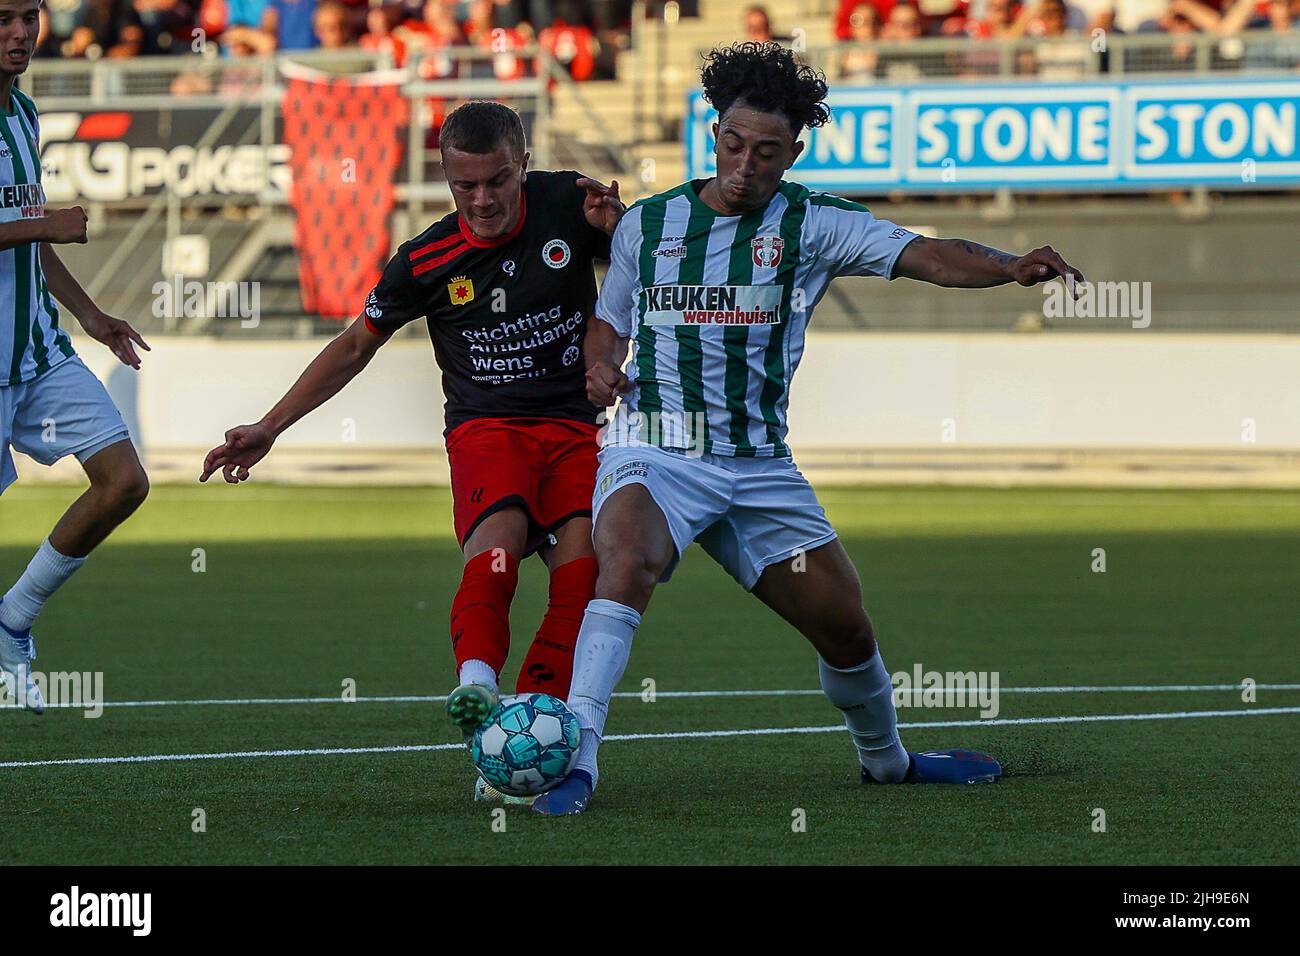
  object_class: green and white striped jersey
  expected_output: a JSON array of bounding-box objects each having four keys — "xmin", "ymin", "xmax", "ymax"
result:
[
  {"xmin": 0, "ymin": 87, "xmax": 74, "ymax": 387},
  {"xmin": 597, "ymin": 180, "xmax": 918, "ymax": 458}
]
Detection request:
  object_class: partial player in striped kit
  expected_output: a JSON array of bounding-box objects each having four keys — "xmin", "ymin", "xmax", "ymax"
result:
[
  {"xmin": 534, "ymin": 42, "xmax": 1086, "ymax": 814},
  {"xmin": 0, "ymin": 0, "xmax": 151, "ymax": 713}
]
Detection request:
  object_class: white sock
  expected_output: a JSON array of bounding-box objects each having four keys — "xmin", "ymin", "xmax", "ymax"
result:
[
  {"xmin": 819, "ymin": 651, "xmax": 910, "ymax": 784},
  {"xmin": 567, "ymin": 598, "xmax": 641, "ymax": 789},
  {"xmin": 458, "ymin": 658, "xmax": 498, "ymax": 694},
  {"xmin": 0, "ymin": 538, "xmax": 87, "ymax": 634}
]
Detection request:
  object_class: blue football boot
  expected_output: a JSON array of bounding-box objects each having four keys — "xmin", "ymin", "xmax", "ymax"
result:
[
  {"xmin": 862, "ymin": 749, "xmax": 1001, "ymax": 785},
  {"xmin": 532, "ymin": 769, "xmax": 594, "ymax": 815}
]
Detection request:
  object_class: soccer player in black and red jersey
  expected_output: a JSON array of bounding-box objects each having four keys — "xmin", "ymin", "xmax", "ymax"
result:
[{"xmin": 200, "ymin": 103, "xmax": 624, "ymax": 795}]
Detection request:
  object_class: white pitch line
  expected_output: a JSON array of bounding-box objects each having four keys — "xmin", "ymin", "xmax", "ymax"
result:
[
  {"xmin": 4, "ymin": 683, "xmax": 1298, "ymax": 711},
  {"xmin": 0, "ymin": 694, "xmax": 441, "ymax": 710},
  {"xmin": 2, "ymin": 705, "xmax": 1297, "ymax": 769}
]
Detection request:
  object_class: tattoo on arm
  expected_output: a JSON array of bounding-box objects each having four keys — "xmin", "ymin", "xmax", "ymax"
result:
[
  {"xmin": 952, "ymin": 239, "xmax": 1018, "ymax": 268},
  {"xmin": 897, "ymin": 235, "xmax": 1019, "ymax": 287}
]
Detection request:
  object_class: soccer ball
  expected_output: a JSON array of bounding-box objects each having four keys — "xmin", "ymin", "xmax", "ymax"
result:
[{"xmin": 470, "ymin": 693, "xmax": 581, "ymax": 797}]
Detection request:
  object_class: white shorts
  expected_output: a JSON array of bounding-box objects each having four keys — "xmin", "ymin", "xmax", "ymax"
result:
[
  {"xmin": 593, "ymin": 443, "xmax": 837, "ymax": 591},
  {"xmin": 1, "ymin": 356, "xmax": 132, "ymax": 496}
]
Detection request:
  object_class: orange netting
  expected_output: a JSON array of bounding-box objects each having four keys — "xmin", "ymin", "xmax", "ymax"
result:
[{"xmin": 282, "ymin": 75, "xmax": 410, "ymax": 319}]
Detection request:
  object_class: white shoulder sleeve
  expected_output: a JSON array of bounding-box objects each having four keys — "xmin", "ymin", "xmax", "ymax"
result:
[{"xmin": 805, "ymin": 197, "xmax": 919, "ymax": 280}]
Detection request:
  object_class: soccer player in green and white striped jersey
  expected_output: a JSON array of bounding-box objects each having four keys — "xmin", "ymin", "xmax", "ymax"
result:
[
  {"xmin": 0, "ymin": 0, "xmax": 151, "ymax": 713},
  {"xmin": 534, "ymin": 43, "xmax": 1085, "ymax": 814}
]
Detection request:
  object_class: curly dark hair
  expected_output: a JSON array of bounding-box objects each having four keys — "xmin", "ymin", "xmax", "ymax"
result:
[{"xmin": 699, "ymin": 42, "xmax": 831, "ymax": 136}]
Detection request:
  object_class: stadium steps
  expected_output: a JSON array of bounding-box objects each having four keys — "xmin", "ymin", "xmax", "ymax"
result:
[
  {"xmin": 59, "ymin": 213, "xmax": 253, "ymax": 328},
  {"xmin": 546, "ymin": 1, "xmax": 835, "ymax": 197}
]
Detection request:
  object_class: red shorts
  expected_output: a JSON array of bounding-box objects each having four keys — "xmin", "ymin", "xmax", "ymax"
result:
[{"xmin": 446, "ymin": 417, "xmax": 600, "ymax": 555}]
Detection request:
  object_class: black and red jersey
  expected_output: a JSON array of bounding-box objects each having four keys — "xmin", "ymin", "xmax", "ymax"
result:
[{"xmin": 364, "ymin": 170, "xmax": 610, "ymax": 433}]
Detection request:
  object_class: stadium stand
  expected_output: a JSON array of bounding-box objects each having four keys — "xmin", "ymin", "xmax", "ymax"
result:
[{"xmin": 22, "ymin": 0, "xmax": 1300, "ymax": 334}]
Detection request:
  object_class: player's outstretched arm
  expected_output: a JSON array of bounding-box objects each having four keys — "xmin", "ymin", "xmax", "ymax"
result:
[
  {"xmin": 894, "ymin": 236, "xmax": 1085, "ymax": 290},
  {"xmin": 584, "ymin": 316, "xmax": 630, "ymax": 408},
  {"xmin": 199, "ymin": 316, "xmax": 388, "ymax": 484},
  {"xmin": 41, "ymin": 242, "xmax": 151, "ymax": 369}
]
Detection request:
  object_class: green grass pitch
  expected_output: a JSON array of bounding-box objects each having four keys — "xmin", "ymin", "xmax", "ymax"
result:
[{"xmin": 1, "ymin": 483, "xmax": 1297, "ymax": 865}]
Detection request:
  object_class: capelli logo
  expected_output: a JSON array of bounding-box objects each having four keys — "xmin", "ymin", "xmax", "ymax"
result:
[
  {"xmin": 652, "ymin": 245, "xmax": 686, "ymax": 259},
  {"xmin": 49, "ymin": 886, "xmax": 151, "ymax": 936}
]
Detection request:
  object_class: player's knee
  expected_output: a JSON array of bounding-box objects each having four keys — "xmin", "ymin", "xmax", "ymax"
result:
[
  {"xmin": 812, "ymin": 611, "xmax": 876, "ymax": 669},
  {"xmin": 594, "ymin": 546, "xmax": 661, "ymax": 607},
  {"xmin": 106, "ymin": 468, "xmax": 150, "ymax": 516}
]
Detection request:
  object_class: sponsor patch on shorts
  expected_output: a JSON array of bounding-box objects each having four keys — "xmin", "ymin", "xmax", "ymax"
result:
[{"xmin": 600, "ymin": 460, "xmax": 650, "ymax": 497}]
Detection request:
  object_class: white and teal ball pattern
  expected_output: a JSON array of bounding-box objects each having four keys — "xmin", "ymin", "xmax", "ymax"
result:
[{"xmin": 471, "ymin": 693, "xmax": 581, "ymax": 796}]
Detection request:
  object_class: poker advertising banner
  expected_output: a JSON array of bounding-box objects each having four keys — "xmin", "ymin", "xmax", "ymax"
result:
[
  {"xmin": 37, "ymin": 106, "xmax": 292, "ymax": 204},
  {"xmin": 33, "ymin": 96, "xmax": 539, "ymax": 206}
]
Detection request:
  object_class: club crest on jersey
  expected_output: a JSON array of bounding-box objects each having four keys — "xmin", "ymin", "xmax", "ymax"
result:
[
  {"xmin": 542, "ymin": 239, "xmax": 571, "ymax": 269},
  {"xmin": 751, "ymin": 236, "xmax": 783, "ymax": 268},
  {"xmin": 448, "ymin": 276, "xmax": 475, "ymax": 306}
]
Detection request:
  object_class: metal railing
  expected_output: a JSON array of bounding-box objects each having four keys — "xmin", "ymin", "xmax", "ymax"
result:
[
  {"xmin": 23, "ymin": 47, "xmax": 636, "ymax": 330},
  {"xmin": 24, "ymin": 45, "xmax": 635, "ymax": 191},
  {"xmin": 801, "ymin": 31, "xmax": 1300, "ymax": 82},
  {"xmin": 681, "ymin": 30, "xmax": 1300, "ymax": 80}
]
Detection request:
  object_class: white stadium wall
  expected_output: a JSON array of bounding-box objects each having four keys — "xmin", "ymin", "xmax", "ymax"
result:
[{"xmin": 782, "ymin": 333, "xmax": 1300, "ymax": 448}]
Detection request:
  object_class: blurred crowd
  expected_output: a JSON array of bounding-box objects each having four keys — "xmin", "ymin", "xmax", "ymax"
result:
[
  {"xmin": 816, "ymin": 0, "xmax": 1300, "ymax": 77},
  {"xmin": 34, "ymin": 0, "xmax": 633, "ymax": 80},
  {"xmin": 824, "ymin": 0, "xmax": 1300, "ymax": 42},
  {"xmin": 31, "ymin": 0, "xmax": 1300, "ymax": 81}
]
